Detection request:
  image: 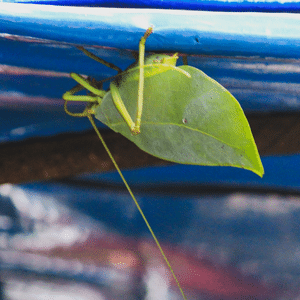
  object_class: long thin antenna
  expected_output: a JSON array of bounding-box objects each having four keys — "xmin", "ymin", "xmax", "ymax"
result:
[{"xmin": 87, "ymin": 113, "xmax": 187, "ymax": 300}]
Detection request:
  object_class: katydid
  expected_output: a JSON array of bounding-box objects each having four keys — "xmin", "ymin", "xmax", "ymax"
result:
[{"xmin": 63, "ymin": 26, "xmax": 264, "ymax": 299}]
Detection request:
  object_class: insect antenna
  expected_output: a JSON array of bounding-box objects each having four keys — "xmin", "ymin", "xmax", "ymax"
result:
[{"xmin": 86, "ymin": 113, "xmax": 188, "ymax": 300}]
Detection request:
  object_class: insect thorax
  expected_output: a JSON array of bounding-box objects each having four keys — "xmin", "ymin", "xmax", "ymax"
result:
[{"xmin": 144, "ymin": 53, "xmax": 178, "ymax": 66}]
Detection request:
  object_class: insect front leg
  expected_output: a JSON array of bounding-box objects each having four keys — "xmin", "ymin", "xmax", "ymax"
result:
[
  {"xmin": 63, "ymin": 83, "xmax": 101, "ymax": 103},
  {"xmin": 64, "ymin": 73, "xmax": 106, "ymax": 98},
  {"xmin": 63, "ymin": 74, "xmax": 105, "ymax": 117}
]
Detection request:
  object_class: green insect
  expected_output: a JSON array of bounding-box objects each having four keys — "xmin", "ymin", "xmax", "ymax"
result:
[{"xmin": 63, "ymin": 27, "xmax": 264, "ymax": 299}]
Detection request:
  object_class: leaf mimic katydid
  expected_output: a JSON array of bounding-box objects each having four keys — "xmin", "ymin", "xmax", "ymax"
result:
[{"xmin": 63, "ymin": 26, "xmax": 264, "ymax": 300}]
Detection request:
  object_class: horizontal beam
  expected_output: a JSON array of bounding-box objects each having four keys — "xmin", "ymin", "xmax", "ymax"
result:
[{"xmin": 1, "ymin": 112, "xmax": 299, "ymax": 184}]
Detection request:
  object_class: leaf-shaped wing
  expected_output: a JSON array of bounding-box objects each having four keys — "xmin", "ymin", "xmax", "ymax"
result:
[{"xmin": 95, "ymin": 65, "xmax": 264, "ymax": 177}]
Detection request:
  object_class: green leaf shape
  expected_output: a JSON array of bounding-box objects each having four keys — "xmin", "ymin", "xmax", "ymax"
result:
[{"xmin": 95, "ymin": 65, "xmax": 264, "ymax": 177}]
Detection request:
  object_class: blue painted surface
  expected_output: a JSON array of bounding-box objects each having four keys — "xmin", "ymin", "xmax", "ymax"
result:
[
  {"xmin": 0, "ymin": 181, "xmax": 297, "ymax": 298},
  {"xmin": 3, "ymin": 0, "xmax": 300, "ymax": 12},
  {"xmin": 77, "ymin": 155, "xmax": 300, "ymax": 192},
  {"xmin": 0, "ymin": 3, "xmax": 299, "ymax": 186},
  {"xmin": 0, "ymin": 2, "xmax": 300, "ymax": 299},
  {"xmin": 1, "ymin": 4, "xmax": 300, "ymax": 59}
]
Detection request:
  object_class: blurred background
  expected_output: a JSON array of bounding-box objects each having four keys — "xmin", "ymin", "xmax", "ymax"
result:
[{"xmin": 0, "ymin": 1, "xmax": 300, "ymax": 299}]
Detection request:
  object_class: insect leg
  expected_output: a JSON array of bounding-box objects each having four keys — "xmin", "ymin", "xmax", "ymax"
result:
[
  {"xmin": 63, "ymin": 83, "xmax": 100, "ymax": 102},
  {"xmin": 110, "ymin": 82, "xmax": 135, "ymax": 131},
  {"xmin": 63, "ymin": 80, "xmax": 102, "ymax": 117},
  {"xmin": 67, "ymin": 73, "xmax": 106, "ymax": 97},
  {"xmin": 77, "ymin": 46, "xmax": 122, "ymax": 73},
  {"xmin": 183, "ymin": 56, "xmax": 188, "ymax": 65},
  {"xmin": 109, "ymin": 27, "xmax": 153, "ymax": 135},
  {"xmin": 133, "ymin": 26, "xmax": 153, "ymax": 135}
]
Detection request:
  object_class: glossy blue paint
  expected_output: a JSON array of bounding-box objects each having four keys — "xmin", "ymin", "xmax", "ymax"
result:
[
  {"xmin": 3, "ymin": 0, "xmax": 300, "ymax": 12},
  {"xmin": 0, "ymin": 4, "xmax": 300, "ymax": 59}
]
